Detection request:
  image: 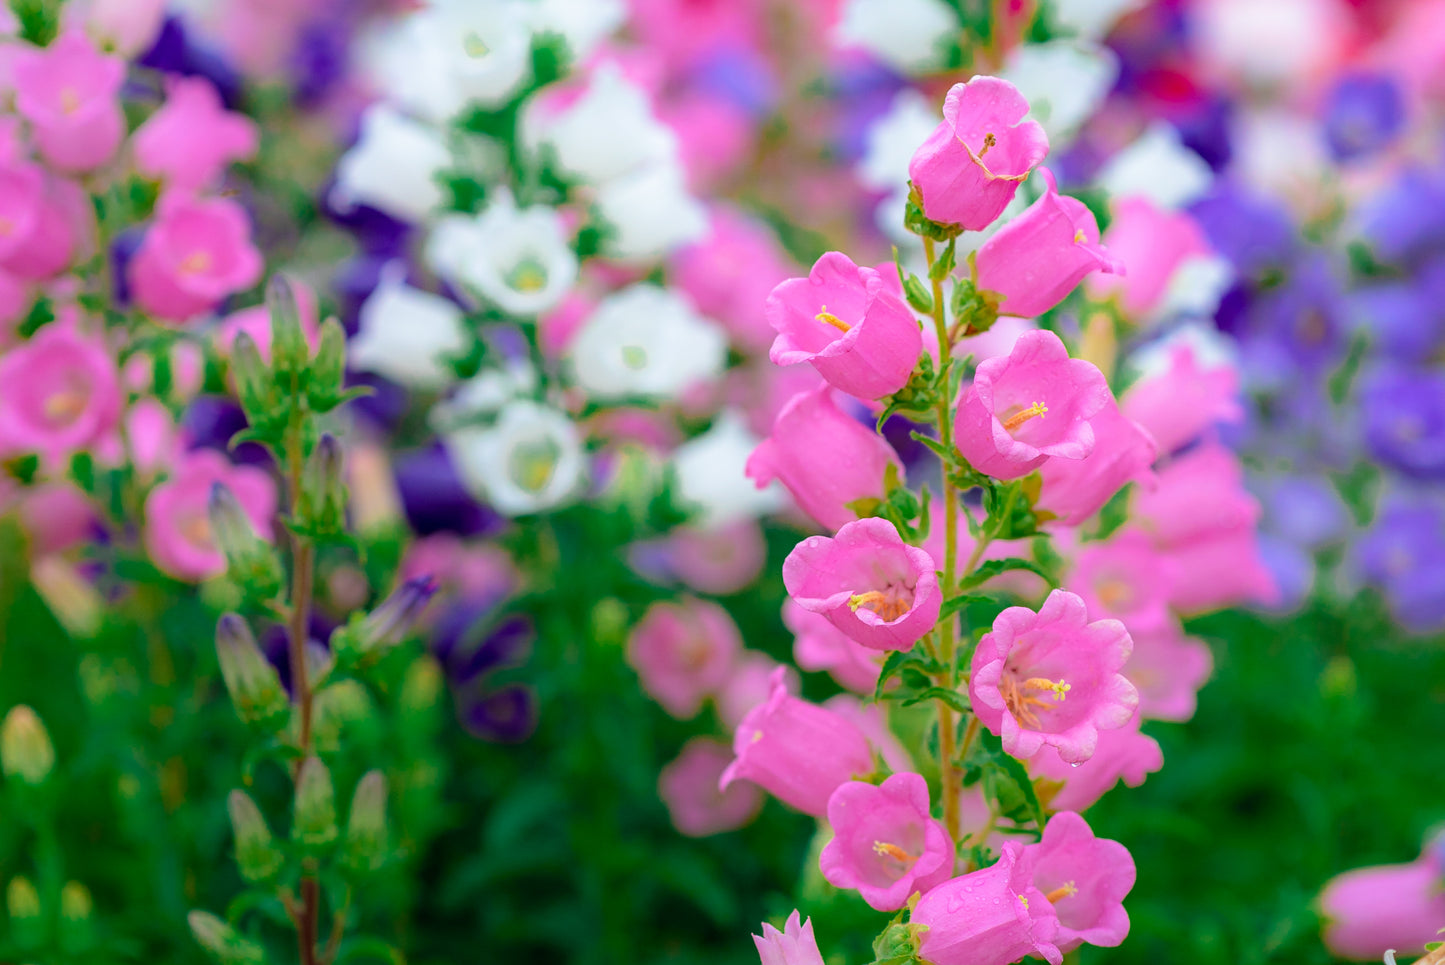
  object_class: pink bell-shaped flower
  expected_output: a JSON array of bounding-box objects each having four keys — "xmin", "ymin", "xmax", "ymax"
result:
[
  {"xmin": 766, "ymin": 251, "xmax": 922, "ymax": 400},
  {"xmin": 912, "ymin": 843, "xmax": 1064, "ymax": 965},
  {"xmin": 625, "ymin": 597, "xmax": 742, "ymax": 719},
  {"xmin": 1021, "ymin": 812, "xmax": 1136, "ymax": 951},
  {"xmin": 908, "ymin": 76, "xmax": 1050, "ymax": 230},
  {"xmin": 783, "ymin": 518, "xmax": 941, "ymax": 653},
  {"xmin": 753, "ymin": 910, "xmax": 825, "ymax": 965},
  {"xmin": 954, "ymin": 329, "xmax": 1112, "ymax": 481},
  {"xmin": 11, "ymin": 29, "xmax": 125, "ymax": 173},
  {"xmin": 785, "ymin": 599, "xmax": 883, "ymax": 694},
  {"xmin": 1035, "ymin": 398, "xmax": 1157, "ymax": 526},
  {"xmin": 969, "ymin": 589, "xmax": 1138, "ymax": 763},
  {"xmin": 129, "ymin": 194, "xmax": 263, "ymax": 324},
  {"xmin": 1030, "ymin": 713, "xmax": 1163, "ymax": 812},
  {"xmin": 133, "ymin": 77, "xmax": 260, "ymax": 190},
  {"xmin": 820, "ymin": 772, "xmax": 954, "ymax": 911}
]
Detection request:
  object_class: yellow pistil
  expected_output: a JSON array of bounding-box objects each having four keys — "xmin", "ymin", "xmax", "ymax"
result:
[
  {"xmin": 59, "ymin": 88, "xmax": 81, "ymax": 115},
  {"xmin": 463, "ymin": 31, "xmax": 490, "ymax": 58},
  {"xmin": 1000, "ymin": 676, "xmax": 1070, "ymax": 728},
  {"xmin": 182, "ymin": 514, "xmax": 212, "ymax": 547},
  {"xmin": 179, "ymin": 250, "xmax": 212, "ymax": 275},
  {"xmin": 1001, "ymin": 401, "xmax": 1048, "ymax": 432},
  {"xmin": 0, "ymin": 216, "xmax": 13, "ymax": 237},
  {"xmin": 1045, "ymin": 881, "xmax": 1078, "ymax": 903},
  {"xmin": 978, "ymin": 132, "xmax": 997, "ymax": 157},
  {"xmin": 815, "ymin": 306, "xmax": 851, "ymax": 333},
  {"xmin": 848, "ymin": 590, "xmax": 910, "ymax": 621},
  {"xmin": 43, "ymin": 390, "xmax": 86, "ymax": 423},
  {"xmin": 872, "ymin": 841, "xmax": 919, "ymax": 863},
  {"xmin": 509, "ymin": 262, "xmax": 547, "ymax": 292},
  {"xmin": 1097, "ymin": 579, "xmax": 1132, "ymax": 610},
  {"xmin": 1017, "ymin": 894, "xmax": 1029, "ymax": 910},
  {"xmin": 1073, "ymin": 229, "xmax": 1087, "ymax": 244},
  {"xmin": 1022, "ymin": 677, "xmax": 1071, "ymax": 701}
]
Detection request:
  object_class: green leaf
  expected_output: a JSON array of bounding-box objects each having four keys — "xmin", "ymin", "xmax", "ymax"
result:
[
  {"xmin": 939, "ymin": 593, "xmax": 989, "ymax": 621},
  {"xmin": 958, "ymin": 557, "xmax": 1049, "ymax": 591},
  {"xmin": 929, "ymin": 239, "xmax": 957, "ymax": 281},
  {"xmin": 900, "ymin": 686, "xmax": 970, "ymax": 713},
  {"xmin": 875, "ymin": 650, "xmax": 919, "ymax": 701}
]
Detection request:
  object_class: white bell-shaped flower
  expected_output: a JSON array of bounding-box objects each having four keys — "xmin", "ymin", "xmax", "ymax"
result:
[
  {"xmin": 331, "ymin": 105, "xmax": 450, "ymax": 224},
  {"xmin": 567, "ymin": 284, "xmax": 727, "ymax": 401},
  {"xmin": 447, "ymin": 400, "xmax": 586, "ymax": 516},
  {"xmin": 350, "ymin": 266, "xmax": 470, "ymax": 390}
]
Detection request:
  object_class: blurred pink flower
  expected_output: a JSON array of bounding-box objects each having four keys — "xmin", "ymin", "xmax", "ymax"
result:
[
  {"xmin": 133, "ymin": 77, "xmax": 259, "ymax": 190},
  {"xmin": 1120, "ymin": 343, "xmax": 1241, "ymax": 456},
  {"xmin": 626, "ymin": 597, "xmax": 742, "ymax": 719},
  {"xmin": 658, "ymin": 737, "xmax": 762, "ymax": 837},
  {"xmin": 1320, "ymin": 842, "xmax": 1445, "ymax": 960},
  {"xmin": 1029, "ymin": 713, "xmax": 1164, "ymax": 812},
  {"xmin": 11, "ymin": 29, "xmax": 125, "ymax": 173},
  {"xmin": 143, "ymin": 449, "xmax": 276, "ymax": 582},
  {"xmin": 129, "ymin": 194, "xmax": 263, "ymax": 323},
  {"xmin": 784, "ymin": 598, "xmax": 882, "ymax": 694},
  {"xmin": 672, "ymin": 205, "xmax": 797, "ymax": 355},
  {"xmin": 1036, "ymin": 397, "xmax": 1157, "ymax": 526},
  {"xmin": 0, "ymin": 320, "xmax": 121, "ymax": 467}
]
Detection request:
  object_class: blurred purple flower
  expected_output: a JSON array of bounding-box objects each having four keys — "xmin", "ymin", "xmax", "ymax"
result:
[
  {"xmin": 1190, "ymin": 182, "xmax": 1296, "ymax": 278},
  {"xmin": 182, "ymin": 396, "xmax": 272, "ymax": 467},
  {"xmin": 1323, "ymin": 72, "xmax": 1406, "ymax": 163},
  {"xmin": 1360, "ymin": 365, "xmax": 1445, "ymax": 480},
  {"xmin": 392, "ymin": 443, "xmax": 499, "ymax": 537},
  {"xmin": 1246, "ymin": 256, "xmax": 1347, "ymax": 373},
  {"xmin": 1354, "ymin": 497, "xmax": 1445, "ymax": 633},
  {"xmin": 1256, "ymin": 475, "xmax": 1349, "ymax": 549},
  {"xmin": 139, "ymin": 16, "xmax": 244, "ymax": 109},
  {"xmin": 1354, "ymin": 163, "xmax": 1445, "ymax": 265}
]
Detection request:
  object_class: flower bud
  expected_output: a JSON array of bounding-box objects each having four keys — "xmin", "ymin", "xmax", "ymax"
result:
[
  {"xmin": 333, "ymin": 576, "xmax": 437, "ymax": 665},
  {"xmin": 188, "ymin": 910, "xmax": 266, "ymax": 965},
  {"xmin": 297, "ymin": 434, "xmax": 348, "ymax": 536},
  {"xmin": 59, "ymin": 881, "xmax": 94, "ymax": 953},
  {"xmin": 1, "ymin": 706, "xmax": 55, "ymax": 784},
  {"xmin": 293, "ymin": 756, "xmax": 338, "ymax": 848},
  {"xmin": 229, "ymin": 330, "xmax": 274, "ymax": 426},
  {"xmin": 902, "ymin": 272, "xmax": 933, "ymax": 314},
  {"xmin": 228, "ymin": 790, "xmax": 284, "ymax": 883},
  {"xmin": 306, "ymin": 316, "xmax": 348, "ymax": 413},
  {"xmin": 312, "ymin": 680, "xmax": 375, "ymax": 752},
  {"xmin": 344, "ymin": 770, "xmax": 389, "ymax": 873},
  {"xmin": 214, "ymin": 615, "xmax": 290, "ymax": 731},
  {"xmin": 208, "ymin": 483, "xmax": 283, "ymax": 600},
  {"xmin": 6, "ymin": 875, "xmax": 43, "ymax": 949},
  {"xmin": 267, "ymin": 274, "xmax": 309, "ymax": 382}
]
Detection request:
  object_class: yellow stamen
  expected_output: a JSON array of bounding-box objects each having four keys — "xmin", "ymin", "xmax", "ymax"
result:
[
  {"xmin": 510, "ymin": 263, "xmax": 547, "ymax": 292},
  {"xmin": 1045, "ymin": 881, "xmax": 1078, "ymax": 903},
  {"xmin": 1097, "ymin": 579, "xmax": 1132, "ymax": 609},
  {"xmin": 180, "ymin": 250, "xmax": 212, "ymax": 275},
  {"xmin": 463, "ymin": 31, "xmax": 490, "ymax": 58},
  {"xmin": 1022, "ymin": 677, "xmax": 1071, "ymax": 701},
  {"xmin": 1073, "ymin": 229, "xmax": 1087, "ymax": 244},
  {"xmin": 872, "ymin": 841, "xmax": 919, "ymax": 863},
  {"xmin": 59, "ymin": 88, "xmax": 81, "ymax": 115},
  {"xmin": 183, "ymin": 515, "xmax": 212, "ymax": 547},
  {"xmin": 1018, "ymin": 894, "xmax": 1030, "ymax": 909},
  {"xmin": 0, "ymin": 216, "xmax": 13, "ymax": 237},
  {"xmin": 751, "ymin": 729, "xmax": 763, "ymax": 743},
  {"xmin": 978, "ymin": 132, "xmax": 997, "ymax": 157},
  {"xmin": 815, "ymin": 307, "xmax": 851, "ymax": 333},
  {"xmin": 1001, "ymin": 401, "xmax": 1048, "ymax": 432},
  {"xmin": 43, "ymin": 390, "xmax": 86, "ymax": 422},
  {"xmin": 848, "ymin": 590, "xmax": 910, "ymax": 621}
]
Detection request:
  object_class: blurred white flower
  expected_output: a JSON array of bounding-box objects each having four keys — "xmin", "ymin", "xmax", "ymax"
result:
[
  {"xmin": 427, "ymin": 191, "xmax": 578, "ymax": 316},
  {"xmin": 350, "ymin": 267, "xmax": 469, "ymax": 390},
  {"xmin": 541, "ymin": 64, "xmax": 677, "ymax": 184},
  {"xmin": 528, "ymin": 0, "xmax": 624, "ymax": 61},
  {"xmin": 1190, "ymin": 0, "xmax": 1350, "ymax": 90},
  {"xmin": 999, "ymin": 40, "xmax": 1117, "ymax": 145},
  {"xmin": 594, "ymin": 163, "xmax": 709, "ymax": 262},
  {"xmin": 362, "ymin": 0, "xmax": 531, "ymax": 123},
  {"xmin": 1152, "ymin": 254, "xmax": 1234, "ymax": 324},
  {"xmin": 834, "ymin": 0, "xmax": 958, "ymax": 75},
  {"xmin": 1048, "ymin": 0, "xmax": 1144, "ymax": 39},
  {"xmin": 567, "ymin": 284, "xmax": 727, "ymax": 401},
  {"xmin": 431, "ymin": 357, "xmax": 539, "ymax": 428},
  {"xmin": 1096, "ymin": 122, "xmax": 1214, "ymax": 210},
  {"xmin": 447, "ymin": 400, "xmax": 586, "ymax": 516},
  {"xmin": 1231, "ymin": 108, "xmax": 1328, "ymax": 213},
  {"xmin": 331, "ymin": 105, "xmax": 450, "ymax": 223},
  {"xmin": 1129, "ymin": 322, "xmax": 1239, "ymax": 380},
  {"xmin": 858, "ymin": 89, "xmax": 939, "ymax": 193},
  {"xmin": 671, "ymin": 412, "xmax": 783, "ymax": 527}
]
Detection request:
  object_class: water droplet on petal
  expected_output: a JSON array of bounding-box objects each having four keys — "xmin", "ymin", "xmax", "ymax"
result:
[{"xmin": 1069, "ymin": 761, "xmax": 1083, "ymax": 768}]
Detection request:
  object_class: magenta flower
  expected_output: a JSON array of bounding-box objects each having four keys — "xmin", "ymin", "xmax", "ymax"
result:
[
  {"xmin": 143, "ymin": 450, "xmax": 277, "ymax": 582},
  {"xmin": 1085, "ymin": 197, "xmax": 1214, "ymax": 320},
  {"xmin": 11, "ymin": 29, "xmax": 125, "ymax": 173},
  {"xmin": 1120, "ymin": 343, "xmax": 1242, "ymax": 456},
  {"xmin": 133, "ymin": 77, "xmax": 260, "ymax": 190},
  {"xmin": 783, "ymin": 518, "xmax": 941, "ymax": 653},
  {"xmin": 0, "ymin": 320, "xmax": 121, "ymax": 468},
  {"xmin": 908, "ymin": 76, "xmax": 1050, "ymax": 230},
  {"xmin": 657, "ymin": 738, "xmax": 762, "ymax": 838},
  {"xmin": 766, "ymin": 251, "xmax": 921, "ymax": 400},
  {"xmin": 954, "ymin": 329, "xmax": 1112, "ymax": 480},
  {"xmin": 1036, "ymin": 399, "xmax": 1157, "ymax": 526},
  {"xmin": 969, "ymin": 590, "xmax": 1138, "ymax": 763},
  {"xmin": 746, "ymin": 385, "xmax": 902, "ymax": 531},
  {"xmin": 1022, "ymin": 812, "xmax": 1135, "ymax": 951},
  {"xmin": 974, "ymin": 170, "xmax": 1125, "ymax": 318},
  {"xmin": 1029, "ymin": 714, "xmax": 1163, "ymax": 812},
  {"xmin": 1124, "ymin": 619, "xmax": 1213, "ymax": 723},
  {"xmin": 129, "ymin": 194, "xmax": 263, "ymax": 324},
  {"xmin": 1069, "ymin": 530, "xmax": 1178, "ymax": 634},
  {"xmin": 785, "ymin": 599, "xmax": 882, "ymax": 694},
  {"xmin": 1320, "ymin": 841, "xmax": 1445, "ymax": 960},
  {"xmin": 753, "ymin": 910, "xmax": 825, "ymax": 965},
  {"xmin": 913, "ymin": 843, "xmax": 1064, "ymax": 965},
  {"xmin": 720, "ymin": 667, "xmax": 876, "ymax": 817},
  {"xmin": 820, "ymin": 773, "xmax": 953, "ymax": 911},
  {"xmin": 625, "ymin": 597, "xmax": 742, "ymax": 719}
]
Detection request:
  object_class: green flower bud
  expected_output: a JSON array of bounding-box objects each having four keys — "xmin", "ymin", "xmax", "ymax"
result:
[
  {"xmin": 312, "ymin": 680, "xmax": 375, "ymax": 752},
  {"xmin": 296, "ymin": 434, "xmax": 348, "ymax": 537},
  {"xmin": 267, "ymin": 274, "xmax": 309, "ymax": 383},
  {"xmin": 6, "ymin": 876, "xmax": 42, "ymax": 949},
  {"xmin": 344, "ymin": 770, "xmax": 389, "ymax": 873},
  {"xmin": 398, "ymin": 658, "xmax": 444, "ymax": 743},
  {"xmin": 188, "ymin": 910, "xmax": 266, "ymax": 965},
  {"xmin": 307, "ymin": 317, "xmax": 348, "ymax": 413},
  {"xmin": 227, "ymin": 790, "xmax": 284, "ymax": 883},
  {"xmin": 214, "ymin": 615, "xmax": 290, "ymax": 731},
  {"xmin": 332, "ymin": 577, "xmax": 437, "ymax": 666},
  {"xmin": 293, "ymin": 756, "xmax": 338, "ymax": 848},
  {"xmin": 229, "ymin": 331, "xmax": 275, "ymax": 428},
  {"xmin": 1, "ymin": 706, "xmax": 55, "ymax": 784},
  {"xmin": 902, "ymin": 273, "xmax": 934, "ymax": 314},
  {"xmin": 208, "ymin": 484, "xmax": 283, "ymax": 600},
  {"xmin": 59, "ymin": 881, "xmax": 94, "ymax": 953}
]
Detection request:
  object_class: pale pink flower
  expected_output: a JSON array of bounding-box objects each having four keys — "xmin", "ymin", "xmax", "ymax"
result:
[
  {"xmin": 665, "ymin": 520, "xmax": 768, "ymax": 595},
  {"xmin": 746, "ymin": 385, "xmax": 902, "ymax": 531},
  {"xmin": 0, "ymin": 320, "xmax": 121, "ymax": 467},
  {"xmin": 784, "ymin": 598, "xmax": 882, "ymax": 694},
  {"xmin": 820, "ymin": 773, "xmax": 954, "ymax": 911},
  {"xmin": 11, "ymin": 29, "xmax": 125, "ymax": 172},
  {"xmin": 717, "ymin": 652, "xmax": 798, "ymax": 732},
  {"xmin": 1320, "ymin": 841, "xmax": 1445, "ymax": 960},
  {"xmin": 753, "ymin": 910, "xmax": 825, "ymax": 965},
  {"xmin": 1086, "ymin": 197, "xmax": 1214, "ymax": 320},
  {"xmin": 969, "ymin": 589, "xmax": 1138, "ymax": 763},
  {"xmin": 133, "ymin": 77, "xmax": 259, "ymax": 190},
  {"xmin": 954, "ymin": 329, "xmax": 1112, "ymax": 480},
  {"xmin": 0, "ymin": 164, "xmax": 79, "ymax": 280},
  {"xmin": 783, "ymin": 518, "xmax": 940, "ymax": 653},
  {"xmin": 671, "ymin": 204, "xmax": 797, "ymax": 354},
  {"xmin": 720, "ymin": 667, "xmax": 876, "ymax": 817},
  {"xmin": 912, "ymin": 843, "xmax": 1064, "ymax": 965},
  {"xmin": 1021, "ymin": 811, "xmax": 1135, "ymax": 951},
  {"xmin": 1030, "ymin": 714, "xmax": 1164, "ymax": 812},
  {"xmin": 1036, "ymin": 398, "xmax": 1157, "ymax": 526},
  {"xmin": 766, "ymin": 251, "xmax": 922, "ymax": 400},
  {"xmin": 143, "ymin": 449, "xmax": 277, "ymax": 582},
  {"xmin": 1120, "ymin": 343, "xmax": 1241, "ymax": 456},
  {"xmin": 658, "ymin": 738, "xmax": 762, "ymax": 838},
  {"xmin": 974, "ymin": 170, "xmax": 1124, "ymax": 318},
  {"xmin": 1069, "ymin": 530, "xmax": 1178, "ymax": 633},
  {"xmin": 1125, "ymin": 619, "xmax": 1213, "ymax": 723},
  {"xmin": 822, "ymin": 694, "xmax": 913, "ymax": 775},
  {"xmin": 626, "ymin": 597, "xmax": 742, "ymax": 719},
  {"xmin": 908, "ymin": 76, "xmax": 1050, "ymax": 230},
  {"xmin": 129, "ymin": 194, "xmax": 263, "ymax": 323}
]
